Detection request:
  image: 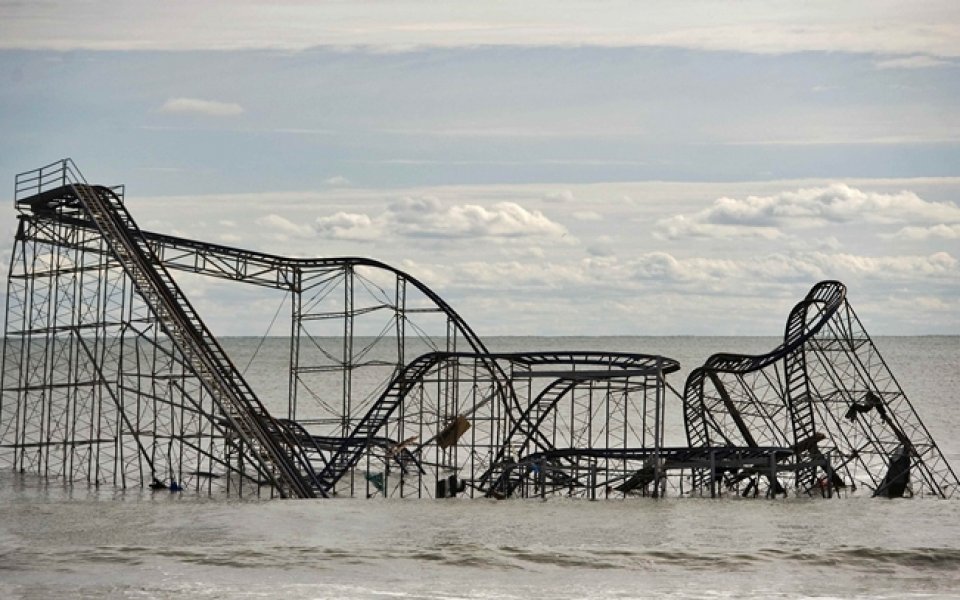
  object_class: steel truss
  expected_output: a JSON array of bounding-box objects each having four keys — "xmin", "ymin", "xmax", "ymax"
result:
[
  {"xmin": 1, "ymin": 162, "xmax": 325, "ymax": 497},
  {"xmin": 0, "ymin": 161, "xmax": 499, "ymax": 497},
  {"xmin": 1, "ymin": 160, "xmax": 680, "ymax": 500},
  {"xmin": 313, "ymin": 351, "xmax": 678, "ymax": 499},
  {"xmin": 683, "ymin": 281, "xmax": 959, "ymax": 498},
  {"xmin": 1, "ymin": 160, "xmax": 956, "ymax": 501}
]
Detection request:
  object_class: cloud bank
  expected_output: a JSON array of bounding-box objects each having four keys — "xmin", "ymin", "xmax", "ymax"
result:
[
  {"xmin": 410, "ymin": 251, "xmax": 958, "ymax": 297},
  {"xmin": 656, "ymin": 184, "xmax": 960, "ymax": 239},
  {"xmin": 890, "ymin": 223, "xmax": 960, "ymax": 240},
  {"xmin": 298, "ymin": 198, "xmax": 568, "ymax": 242},
  {"xmin": 2, "ymin": 1, "xmax": 959, "ymax": 58},
  {"xmin": 113, "ymin": 178, "xmax": 960, "ymax": 335}
]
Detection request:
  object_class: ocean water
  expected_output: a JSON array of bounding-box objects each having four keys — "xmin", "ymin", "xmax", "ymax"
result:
[{"xmin": 1, "ymin": 336, "xmax": 959, "ymax": 600}]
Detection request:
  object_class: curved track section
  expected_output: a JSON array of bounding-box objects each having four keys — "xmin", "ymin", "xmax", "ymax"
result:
[
  {"xmin": 12, "ymin": 166, "xmax": 499, "ymax": 455},
  {"xmin": 139, "ymin": 218, "xmax": 511, "ymax": 471},
  {"xmin": 312, "ymin": 352, "xmax": 470, "ymax": 495},
  {"xmin": 683, "ymin": 281, "xmax": 845, "ymax": 451},
  {"xmin": 683, "ymin": 281, "xmax": 959, "ymax": 498},
  {"xmin": 2, "ymin": 159, "xmax": 497, "ymax": 497},
  {"xmin": 140, "ymin": 231, "xmax": 490, "ymax": 358},
  {"xmin": 318, "ymin": 351, "xmax": 678, "ymax": 498},
  {"xmin": 480, "ymin": 352, "xmax": 679, "ymax": 496}
]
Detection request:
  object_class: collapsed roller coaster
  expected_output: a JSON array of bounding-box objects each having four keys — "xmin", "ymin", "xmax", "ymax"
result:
[{"xmin": 1, "ymin": 160, "xmax": 956, "ymax": 500}]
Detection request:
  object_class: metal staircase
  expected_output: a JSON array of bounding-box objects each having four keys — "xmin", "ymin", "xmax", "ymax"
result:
[{"xmin": 13, "ymin": 160, "xmax": 323, "ymax": 498}]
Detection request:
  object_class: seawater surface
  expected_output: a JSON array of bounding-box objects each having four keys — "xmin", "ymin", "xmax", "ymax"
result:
[{"xmin": 1, "ymin": 336, "xmax": 958, "ymax": 599}]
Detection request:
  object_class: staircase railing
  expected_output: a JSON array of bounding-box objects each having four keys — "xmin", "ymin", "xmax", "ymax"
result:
[{"xmin": 14, "ymin": 159, "xmax": 324, "ymax": 498}]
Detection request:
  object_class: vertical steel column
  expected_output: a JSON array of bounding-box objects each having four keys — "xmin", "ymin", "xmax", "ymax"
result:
[
  {"xmin": 654, "ymin": 361, "xmax": 663, "ymax": 497},
  {"xmin": 342, "ymin": 265, "xmax": 354, "ymax": 438},
  {"xmin": 90, "ymin": 230, "xmax": 110, "ymax": 485},
  {"xmin": 342, "ymin": 265, "xmax": 354, "ymax": 494},
  {"xmin": 116, "ymin": 248, "xmax": 132, "ymax": 488},
  {"xmin": 288, "ymin": 268, "xmax": 301, "ymax": 421},
  {"xmin": 64, "ymin": 224, "xmax": 85, "ymax": 484},
  {"xmin": 417, "ymin": 385, "xmax": 425, "ymax": 497},
  {"xmin": 395, "ymin": 276, "xmax": 405, "ymax": 374},
  {"xmin": 19, "ymin": 231, "xmax": 42, "ymax": 474},
  {"xmin": 394, "ymin": 276, "xmax": 406, "ymax": 498},
  {"xmin": 40, "ymin": 224, "xmax": 65, "ymax": 480},
  {"xmin": 5, "ymin": 224, "xmax": 30, "ymax": 472}
]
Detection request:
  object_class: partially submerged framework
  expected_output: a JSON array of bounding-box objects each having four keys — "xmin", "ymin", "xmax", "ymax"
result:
[
  {"xmin": 1, "ymin": 160, "xmax": 956, "ymax": 500},
  {"xmin": 683, "ymin": 281, "xmax": 957, "ymax": 498}
]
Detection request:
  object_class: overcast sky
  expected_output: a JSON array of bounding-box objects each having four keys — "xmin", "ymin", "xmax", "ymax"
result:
[{"xmin": 1, "ymin": 1, "xmax": 958, "ymax": 336}]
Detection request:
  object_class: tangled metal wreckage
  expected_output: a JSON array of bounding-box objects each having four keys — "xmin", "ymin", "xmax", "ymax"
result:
[{"xmin": 1, "ymin": 160, "xmax": 957, "ymax": 501}]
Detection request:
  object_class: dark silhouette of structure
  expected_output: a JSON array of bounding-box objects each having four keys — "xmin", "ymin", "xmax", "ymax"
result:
[{"xmin": 1, "ymin": 160, "xmax": 956, "ymax": 499}]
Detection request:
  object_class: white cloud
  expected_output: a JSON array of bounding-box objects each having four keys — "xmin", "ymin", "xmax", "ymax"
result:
[
  {"xmin": 314, "ymin": 212, "xmax": 382, "ymax": 241},
  {"xmin": 655, "ymin": 215, "xmax": 784, "ymax": 240},
  {"xmin": 257, "ymin": 214, "xmax": 314, "ymax": 238},
  {"xmin": 875, "ymin": 55, "xmax": 951, "ymax": 69},
  {"xmin": 805, "ymin": 251, "xmax": 957, "ymax": 278},
  {"xmin": 386, "ymin": 197, "xmax": 567, "ymax": 239},
  {"xmin": 889, "ymin": 223, "xmax": 960, "ymax": 240},
  {"xmin": 324, "ymin": 176, "xmax": 351, "ymax": 186},
  {"xmin": 656, "ymin": 184, "xmax": 960, "ymax": 239},
  {"xmin": 307, "ymin": 197, "xmax": 567, "ymax": 242},
  {"xmin": 158, "ymin": 97, "xmax": 244, "ymax": 117}
]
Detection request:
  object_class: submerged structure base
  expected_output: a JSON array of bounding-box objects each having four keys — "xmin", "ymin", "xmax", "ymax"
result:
[{"xmin": 1, "ymin": 160, "xmax": 956, "ymax": 500}]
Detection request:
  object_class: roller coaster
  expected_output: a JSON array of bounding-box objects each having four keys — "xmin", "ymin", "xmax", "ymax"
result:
[{"xmin": 1, "ymin": 160, "xmax": 957, "ymax": 500}]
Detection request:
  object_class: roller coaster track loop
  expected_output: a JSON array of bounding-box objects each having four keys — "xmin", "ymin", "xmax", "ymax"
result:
[{"xmin": 683, "ymin": 281, "xmax": 846, "ymax": 450}]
